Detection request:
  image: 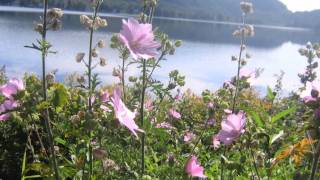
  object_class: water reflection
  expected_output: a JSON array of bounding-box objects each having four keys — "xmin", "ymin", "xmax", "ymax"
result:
[{"xmin": 0, "ymin": 10, "xmax": 317, "ymax": 93}]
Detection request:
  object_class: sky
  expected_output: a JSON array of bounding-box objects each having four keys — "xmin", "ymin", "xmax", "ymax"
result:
[{"xmin": 279, "ymin": 0, "xmax": 320, "ymax": 12}]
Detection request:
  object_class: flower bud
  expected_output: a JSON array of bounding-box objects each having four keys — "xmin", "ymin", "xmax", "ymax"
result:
[
  {"xmin": 97, "ymin": 40, "xmax": 105, "ymax": 48},
  {"xmin": 99, "ymin": 57, "xmax": 107, "ymax": 66},
  {"xmin": 91, "ymin": 49, "xmax": 98, "ymax": 58},
  {"xmin": 307, "ymin": 42, "xmax": 312, "ymax": 49},
  {"xmin": 93, "ymin": 148, "xmax": 107, "ymax": 160},
  {"xmin": 46, "ymin": 73, "xmax": 55, "ymax": 84},
  {"xmin": 76, "ymin": 53, "xmax": 85, "ymax": 63},
  {"xmin": 240, "ymin": 2, "xmax": 253, "ymax": 14},
  {"xmin": 47, "ymin": 8, "xmax": 63, "ymax": 20},
  {"xmin": 112, "ymin": 68, "xmax": 121, "ymax": 77},
  {"xmin": 231, "ymin": 56, "xmax": 237, "ymax": 61},
  {"xmin": 34, "ymin": 23, "xmax": 43, "ymax": 34}
]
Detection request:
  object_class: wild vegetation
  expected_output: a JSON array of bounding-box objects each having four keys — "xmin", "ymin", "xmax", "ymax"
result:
[{"xmin": 1, "ymin": 0, "xmax": 320, "ymax": 179}]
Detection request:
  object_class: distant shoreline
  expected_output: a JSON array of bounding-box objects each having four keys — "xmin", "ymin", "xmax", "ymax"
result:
[{"xmin": 0, "ymin": 5, "xmax": 309, "ymax": 32}]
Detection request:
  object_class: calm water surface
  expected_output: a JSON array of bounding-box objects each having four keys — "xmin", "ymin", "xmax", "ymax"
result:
[{"xmin": 1, "ymin": 7, "xmax": 319, "ymax": 93}]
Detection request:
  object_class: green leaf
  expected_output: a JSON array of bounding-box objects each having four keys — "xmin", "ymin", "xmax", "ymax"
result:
[
  {"xmin": 270, "ymin": 130, "xmax": 284, "ymax": 145},
  {"xmin": 271, "ymin": 106, "xmax": 296, "ymax": 123},
  {"xmin": 23, "ymin": 175, "xmax": 43, "ymax": 179},
  {"xmin": 54, "ymin": 137, "xmax": 66, "ymax": 146},
  {"xmin": 267, "ymin": 86, "xmax": 275, "ymax": 102},
  {"xmin": 250, "ymin": 111, "xmax": 265, "ymax": 128},
  {"xmin": 21, "ymin": 148, "xmax": 27, "ymax": 179},
  {"xmin": 49, "ymin": 83, "xmax": 69, "ymax": 109}
]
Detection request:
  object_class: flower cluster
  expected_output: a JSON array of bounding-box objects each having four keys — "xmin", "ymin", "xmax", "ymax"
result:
[
  {"xmin": 34, "ymin": 8, "xmax": 64, "ymax": 34},
  {"xmin": 80, "ymin": 15, "xmax": 107, "ymax": 30}
]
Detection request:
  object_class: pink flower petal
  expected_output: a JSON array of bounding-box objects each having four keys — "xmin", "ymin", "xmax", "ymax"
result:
[{"xmin": 185, "ymin": 156, "xmax": 207, "ymax": 178}]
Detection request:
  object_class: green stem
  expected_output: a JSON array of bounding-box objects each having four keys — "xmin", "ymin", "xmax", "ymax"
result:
[
  {"xmin": 231, "ymin": 14, "xmax": 246, "ymax": 113},
  {"xmin": 121, "ymin": 56, "xmax": 126, "ymax": 101},
  {"xmin": 87, "ymin": 2, "xmax": 102, "ymax": 178},
  {"xmin": 41, "ymin": 1, "xmax": 60, "ymax": 179},
  {"xmin": 220, "ymin": 148, "xmax": 226, "ymax": 180},
  {"xmin": 250, "ymin": 147, "xmax": 261, "ymax": 180},
  {"xmin": 140, "ymin": 59, "xmax": 147, "ymax": 176},
  {"xmin": 310, "ymin": 142, "xmax": 320, "ymax": 180}
]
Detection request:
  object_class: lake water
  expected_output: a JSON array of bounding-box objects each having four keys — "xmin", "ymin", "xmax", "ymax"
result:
[{"xmin": 0, "ymin": 6, "xmax": 319, "ymax": 93}]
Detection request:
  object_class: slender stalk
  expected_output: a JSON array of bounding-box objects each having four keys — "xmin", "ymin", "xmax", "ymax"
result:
[
  {"xmin": 231, "ymin": 13, "xmax": 246, "ymax": 113},
  {"xmin": 86, "ymin": 2, "xmax": 101, "ymax": 178},
  {"xmin": 220, "ymin": 149, "xmax": 226, "ymax": 180},
  {"xmin": 88, "ymin": 2, "xmax": 100, "ymax": 112},
  {"xmin": 121, "ymin": 56, "xmax": 126, "ymax": 101},
  {"xmin": 310, "ymin": 142, "xmax": 320, "ymax": 180},
  {"xmin": 250, "ymin": 147, "xmax": 261, "ymax": 180},
  {"xmin": 140, "ymin": 59, "xmax": 147, "ymax": 176},
  {"xmin": 41, "ymin": 1, "xmax": 60, "ymax": 179}
]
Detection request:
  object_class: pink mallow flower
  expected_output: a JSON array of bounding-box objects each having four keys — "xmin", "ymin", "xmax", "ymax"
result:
[
  {"xmin": 118, "ymin": 18, "xmax": 161, "ymax": 60},
  {"xmin": 300, "ymin": 81, "xmax": 320, "ymax": 103},
  {"xmin": 0, "ymin": 99, "xmax": 19, "ymax": 121},
  {"xmin": 185, "ymin": 155, "xmax": 207, "ymax": 178},
  {"xmin": 168, "ymin": 108, "xmax": 181, "ymax": 119},
  {"xmin": 0, "ymin": 78, "xmax": 24, "ymax": 98},
  {"xmin": 214, "ymin": 111, "xmax": 246, "ymax": 146},
  {"xmin": 155, "ymin": 122, "xmax": 175, "ymax": 130},
  {"xmin": 239, "ymin": 68, "xmax": 256, "ymax": 84},
  {"xmin": 183, "ymin": 132, "xmax": 195, "ymax": 142},
  {"xmin": 111, "ymin": 88, "xmax": 144, "ymax": 137},
  {"xmin": 100, "ymin": 90, "xmax": 110, "ymax": 103}
]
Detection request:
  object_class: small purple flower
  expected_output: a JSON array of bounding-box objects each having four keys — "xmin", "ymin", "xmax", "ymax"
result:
[
  {"xmin": 118, "ymin": 18, "xmax": 161, "ymax": 60},
  {"xmin": 207, "ymin": 102, "xmax": 214, "ymax": 109},
  {"xmin": 214, "ymin": 111, "xmax": 246, "ymax": 146},
  {"xmin": 168, "ymin": 108, "xmax": 181, "ymax": 119},
  {"xmin": 183, "ymin": 132, "xmax": 195, "ymax": 142},
  {"xmin": 100, "ymin": 90, "xmax": 110, "ymax": 103},
  {"xmin": 206, "ymin": 118, "xmax": 215, "ymax": 126},
  {"xmin": 155, "ymin": 122, "xmax": 175, "ymax": 130},
  {"xmin": 300, "ymin": 81, "xmax": 320, "ymax": 102}
]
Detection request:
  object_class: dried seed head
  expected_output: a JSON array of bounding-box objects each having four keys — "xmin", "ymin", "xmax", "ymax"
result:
[
  {"xmin": 231, "ymin": 56, "xmax": 238, "ymax": 61},
  {"xmin": 76, "ymin": 53, "xmax": 85, "ymax": 63},
  {"xmin": 46, "ymin": 73, "xmax": 55, "ymax": 83},
  {"xmin": 34, "ymin": 23, "xmax": 43, "ymax": 34},
  {"xmin": 244, "ymin": 25, "xmax": 255, "ymax": 37},
  {"xmin": 97, "ymin": 40, "xmax": 105, "ymax": 48},
  {"xmin": 47, "ymin": 8, "xmax": 63, "ymax": 20},
  {"xmin": 112, "ymin": 68, "xmax": 121, "ymax": 77},
  {"xmin": 240, "ymin": 2, "xmax": 253, "ymax": 14},
  {"xmin": 93, "ymin": 148, "xmax": 107, "ymax": 160},
  {"xmin": 49, "ymin": 18, "xmax": 62, "ymax": 31},
  {"xmin": 102, "ymin": 159, "xmax": 119, "ymax": 172},
  {"xmin": 99, "ymin": 57, "xmax": 107, "ymax": 66},
  {"xmin": 306, "ymin": 41, "xmax": 312, "ymax": 49},
  {"xmin": 77, "ymin": 76, "xmax": 85, "ymax": 84},
  {"xmin": 91, "ymin": 49, "xmax": 99, "ymax": 58}
]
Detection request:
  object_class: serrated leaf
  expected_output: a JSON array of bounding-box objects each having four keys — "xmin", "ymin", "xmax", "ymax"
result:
[
  {"xmin": 270, "ymin": 130, "xmax": 284, "ymax": 145},
  {"xmin": 271, "ymin": 106, "xmax": 296, "ymax": 123},
  {"xmin": 250, "ymin": 111, "xmax": 265, "ymax": 128},
  {"xmin": 54, "ymin": 137, "xmax": 66, "ymax": 146}
]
